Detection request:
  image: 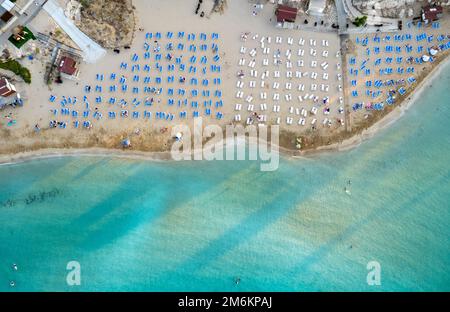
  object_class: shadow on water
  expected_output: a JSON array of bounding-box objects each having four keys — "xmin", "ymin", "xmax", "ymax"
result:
[
  {"xmin": 287, "ymin": 170, "xmax": 450, "ymax": 281},
  {"xmin": 0, "ymin": 158, "xmax": 70, "ymax": 197},
  {"xmin": 175, "ymin": 171, "xmax": 320, "ymax": 274},
  {"xmin": 73, "ymin": 162, "xmax": 261, "ymax": 251},
  {"xmin": 71, "ymin": 158, "xmax": 111, "ymax": 181},
  {"xmin": 71, "ymin": 164, "xmax": 149, "ymax": 228}
]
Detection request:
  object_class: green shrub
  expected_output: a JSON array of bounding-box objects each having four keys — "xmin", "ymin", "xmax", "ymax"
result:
[
  {"xmin": 0, "ymin": 60, "xmax": 31, "ymax": 84},
  {"xmin": 353, "ymin": 16, "xmax": 367, "ymax": 27},
  {"xmin": 79, "ymin": 0, "xmax": 90, "ymax": 8}
]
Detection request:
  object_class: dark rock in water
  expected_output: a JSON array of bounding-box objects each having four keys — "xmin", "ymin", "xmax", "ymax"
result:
[{"xmin": 23, "ymin": 188, "xmax": 62, "ymax": 205}]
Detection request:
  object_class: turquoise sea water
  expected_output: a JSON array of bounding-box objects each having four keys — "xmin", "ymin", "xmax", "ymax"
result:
[{"xmin": 1, "ymin": 67, "xmax": 449, "ymax": 291}]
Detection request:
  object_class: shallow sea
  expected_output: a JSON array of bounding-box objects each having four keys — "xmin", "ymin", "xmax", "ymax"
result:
[{"xmin": 0, "ymin": 65, "xmax": 449, "ymax": 291}]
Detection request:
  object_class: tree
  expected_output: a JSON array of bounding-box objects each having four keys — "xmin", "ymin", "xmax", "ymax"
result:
[{"xmin": 353, "ymin": 16, "xmax": 368, "ymax": 27}]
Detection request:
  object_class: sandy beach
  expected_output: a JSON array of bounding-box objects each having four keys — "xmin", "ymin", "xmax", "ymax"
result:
[
  {"xmin": 0, "ymin": 0, "xmax": 449, "ymax": 163},
  {"xmin": 0, "ymin": 50, "xmax": 448, "ymax": 166}
]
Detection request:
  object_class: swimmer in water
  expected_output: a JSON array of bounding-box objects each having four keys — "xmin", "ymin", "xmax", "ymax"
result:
[
  {"xmin": 235, "ymin": 277, "xmax": 241, "ymax": 285},
  {"xmin": 12, "ymin": 263, "xmax": 18, "ymax": 271},
  {"xmin": 10, "ymin": 280, "xmax": 15, "ymax": 287}
]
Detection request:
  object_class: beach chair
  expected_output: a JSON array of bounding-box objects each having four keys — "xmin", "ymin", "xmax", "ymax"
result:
[
  {"xmin": 273, "ymin": 93, "xmax": 280, "ymax": 101},
  {"xmin": 143, "ymin": 111, "xmax": 152, "ymax": 119},
  {"xmin": 132, "ymin": 64, "xmax": 140, "ymax": 72}
]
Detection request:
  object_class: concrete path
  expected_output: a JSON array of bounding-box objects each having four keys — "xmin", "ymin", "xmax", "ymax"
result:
[{"xmin": 43, "ymin": 0, "xmax": 106, "ymax": 63}]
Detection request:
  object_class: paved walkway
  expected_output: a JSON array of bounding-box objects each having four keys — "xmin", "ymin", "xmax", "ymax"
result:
[{"xmin": 43, "ymin": 0, "xmax": 106, "ymax": 63}]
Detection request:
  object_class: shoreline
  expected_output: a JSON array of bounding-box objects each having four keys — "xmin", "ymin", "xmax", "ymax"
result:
[
  {"xmin": 294, "ymin": 55, "xmax": 450, "ymax": 157},
  {"xmin": 0, "ymin": 55, "xmax": 448, "ymax": 165}
]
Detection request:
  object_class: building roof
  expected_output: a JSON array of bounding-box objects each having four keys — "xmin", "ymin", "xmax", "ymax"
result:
[
  {"xmin": 0, "ymin": 77, "xmax": 16, "ymax": 97},
  {"xmin": 275, "ymin": 5, "xmax": 298, "ymax": 23},
  {"xmin": 59, "ymin": 56, "xmax": 77, "ymax": 75},
  {"xmin": 422, "ymin": 5, "xmax": 443, "ymax": 22},
  {"xmin": 1, "ymin": 0, "xmax": 15, "ymax": 12},
  {"xmin": 0, "ymin": 10, "xmax": 13, "ymax": 23}
]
